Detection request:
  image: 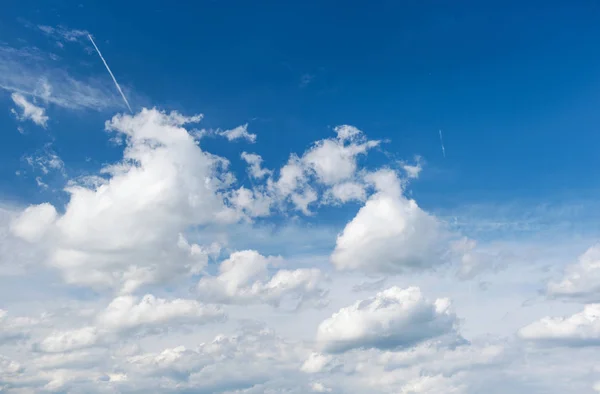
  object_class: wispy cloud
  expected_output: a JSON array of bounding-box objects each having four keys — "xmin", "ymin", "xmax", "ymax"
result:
[
  {"xmin": 38, "ymin": 25, "xmax": 89, "ymax": 43},
  {"xmin": 300, "ymin": 73, "xmax": 314, "ymax": 88},
  {"xmin": 10, "ymin": 92, "xmax": 48, "ymax": 128},
  {"xmin": 217, "ymin": 123, "xmax": 257, "ymax": 143},
  {"xmin": 0, "ymin": 44, "xmax": 124, "ymax": 111}
]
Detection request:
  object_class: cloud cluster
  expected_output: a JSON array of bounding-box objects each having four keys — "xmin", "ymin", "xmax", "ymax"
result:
[
  {"xmin": 11, "ymin": 109, "xmax": 237, "ymax": 292},
  {"xmin": 3, "ymin": 93, "xmax": 600, "ymax": 393}
]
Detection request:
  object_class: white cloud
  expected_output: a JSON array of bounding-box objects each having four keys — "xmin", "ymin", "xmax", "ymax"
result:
[
  {"xmin": 301, "ymin": 352, "xmax": 334, "ymax": 374},
  {"xmin": 9, "ymin": 203, "xmax": 57, "ymax": 243},
  {"xmin": 217, "ymin": 124, "xmax": 257, "ymax": 143},
  {"xmin": 401, "ymin": 156, "xmax": 423, "ymax": 179},
  {"xmin": 330, "ymin": 169, "xmax": 448, "ymax": 273},
  {"xmin": 547, "ymin": 245, "xmax": 600, "ymax": 301},
  {"xmin": 10, "ymin": 92, "xmax": 49, "ymax": 127},
  {"xmin": 34, "ymin": 294, "xmax": 224, "ymax": 355},
  {"xmin": 241, "ymin": 152, "xmax": 272, "ymax": 179},
  {"xmin": 302, "ymin": 125, "xmax": 379, "ymax": 185},
  {"xmin": 23, "ymin": 144, "xmax": 65, "ymax": 176},
  {"xmin": 38, "ymin": 25, "xmax": 89, "ymax": 43},
  {"xmin": 36, "ymin": 326, "xmax": 100, "ymax": 353},
  {"xmin": 96, "ymin": 294, "xmax": 224, "ymax": 333},
  {"xmin": 3, "ymin": 103, "xmax": 600, "ymax": 393},
  {"xmin": 0, "ymin": 44, "xmax": 125, "ymax": 111},
  {"xmin": 316, "ymin": 286, "xmax": 458, "ymax": 353},
  {"xmin": 324, "ymin": 181, "xmax": 367, "ymax": 204},
  {"xmin": 197, "ymin": 250, "xmax": 326, "ymax": 307},
  {"xmin": 11, "ymin": 109, "xmax": 238, "ymax": 292},
  {"xmin": 0, "ymin": 309, "xmax": 39, "ymax": 345},
  {"xmin": 518, "ymin": 304, "xmax": 600, "ymax": 347}
]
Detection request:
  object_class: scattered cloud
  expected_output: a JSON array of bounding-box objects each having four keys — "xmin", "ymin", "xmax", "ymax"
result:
[
  {"xmin": 217, "ymin": 123, "xmax": 257, "ymax": 143},
  {"xmin": 10, "ymin": 92, "xmax": 49, "ymax": 127},
  {"xmin": 1, "ymin": 95, "xmax": 597, "ymax": 393},
  {"xmin": 241, "ymin": 152, "xmax": 272, "ymax": 179},
  {"xmin": 38, "ymin": 25, "xmax": 89, "ymax": 43}
]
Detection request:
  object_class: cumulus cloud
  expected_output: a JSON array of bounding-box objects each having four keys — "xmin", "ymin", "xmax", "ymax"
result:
[
  {"xmin": 330, "ymin": 169, "xmax": 449, "ymax": 273},
  {"xmin": 547, "ymin": 245, "xmax": 600, "ymax": 301},
  {"xmin": 122, "ymin": 325, "xmax": 310, "ymax": 393},
  {"xmin": 197, "ymin": 250, "xmax": 326, "ymax": 308},
  {"xmin": 35, "ymin": 294, "xmax": 224, "ymax": 354},
  {"xmin": 11, "ymin": 109, "xmax": 238, "ymax": 292},
  {"xmin": 9, "ymin": 203, "xmax": 57, "ymax": 243},
  {"xmin": 36, "ymin": 326, "xmax": 100, "ymax": 353},
  {"xmin": 10, "ymin": 92, "xmax": 49, "ymax": 127},
  {"xmin": 241, "ymin": 152, "xmax": 272, "ymax": 179},
  {"xmin": 302, "ymin": 125, "xmax": 379, "ymax": 185},
  {"xmin": 2, "ymin": 101, "xmax": 584, "ymax": 393},
  {"xmin": 217, "ymin": 123, "xmax": 257, "ymax": 143},
  {"xmin": 518, "ymin": 304, "xmax": 600, "ymax": 347},
  {"xmin": 96, "ymin": 294, "xmax": 224, "ymax": 333},
  {"xmin": 316, "ymin": 286, "xmax": 458, "ymax": 353}
]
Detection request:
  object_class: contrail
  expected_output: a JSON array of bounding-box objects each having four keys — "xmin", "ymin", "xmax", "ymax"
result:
[
  {"xmin": 87, "ymin": 34, "xmax": 133, "ymax": 113},
  {"xmin": 438, "ymin": 129, "xmax": 446, "ymax": 158}
]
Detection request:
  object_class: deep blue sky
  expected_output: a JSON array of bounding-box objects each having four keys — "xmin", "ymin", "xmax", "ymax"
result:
[{"xmin": 2, "ymin": 0, "xmax": 600, "ymax": 211}]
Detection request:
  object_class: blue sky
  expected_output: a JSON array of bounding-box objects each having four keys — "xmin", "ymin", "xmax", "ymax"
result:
[
  {"xmin": 3, "ymin": 2, "xmax": 600, "ymax": 393},
  {"xmin": 3, "ymin": 1, "xmax": 600, "ymax": 206}
]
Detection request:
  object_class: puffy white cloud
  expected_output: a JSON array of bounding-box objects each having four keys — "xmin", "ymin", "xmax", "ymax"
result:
[
  {"xmin": 217, "ymin": 124, "xmax": 257, "ymax": 143},
  {"xmin": 241, "ymin": 152, "xmax": 272, "ymax": 179},
  {"xmin": 35, "ymin": 326, "xmax": 100, "ymax": 353},
  {"xmin": 331, "ymin": 169, "xmax": 448, "ymax": 273},
  {"xmin": 10, "ymin": 92, "xmax": 49, "ymax": 127},
  {"xmin": 228, "ymin": 186, "xmax": 274, "ymax": 218},
  {"xmin": 197, "ymin": 250, "xmax": 326, "ymax": 307},
  {"xmin": 547, "ymin": 245, "xmax": 600, "ymax": 301},
  {"xmin": 11, "ymin": 109, "xmax": 238, "ymax": 292},
  {"xmin": 302, "ymin": 125, "xmax": 379, "ymax": 185},
  {"xmin": 324, "ymin": 182, "xmax": 367, "ymax": 204},
  {"xmin": 34, "ymin": 294, "xmax": 224, "ymax": 355},
  {"xmin": 316, "ymin": 286, "xmax": 458, "ymax": 353},
  {"xmin": 301, "ymin": 353, "xmax": 334, "ymax": 374},
  {"xmin": 10, "ymin": 203, "xmax": 57, "ymax": 243},
  {"xmin": 96, "ymin": 294, "xmax": 224, "ymax": 333},
  {"xmin": 518, "ymin": 304, "xmax": 600, "ymax": 347}
]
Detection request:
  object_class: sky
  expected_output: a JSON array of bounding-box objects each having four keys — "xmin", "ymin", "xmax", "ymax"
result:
[{"xmin": 2, "ymin": 1, "xmax": 600, "ymax": 393}]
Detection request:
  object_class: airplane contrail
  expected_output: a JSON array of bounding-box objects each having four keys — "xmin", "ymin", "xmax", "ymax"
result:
[
  {"xmin": 87, "ymin": 34, "xmax": 133, "ymax": 113},
  {"xmin": 438, "ymin": 129, "xmax": 446, "ymax": 158}
]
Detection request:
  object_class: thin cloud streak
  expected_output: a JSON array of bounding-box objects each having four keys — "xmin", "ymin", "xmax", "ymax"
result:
[{"xmin": 87, "ymin": 34, "xmax": 133, "ymax": 113}]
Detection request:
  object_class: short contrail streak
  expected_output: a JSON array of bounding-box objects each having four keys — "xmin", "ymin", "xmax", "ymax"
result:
[
  {"xmin": 88, "ymin": 34, "xmax": 133, "ymax": 113},
  {"xmin": 438, "ymin": 129, "xmax": 446, "ymax": 158}
]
